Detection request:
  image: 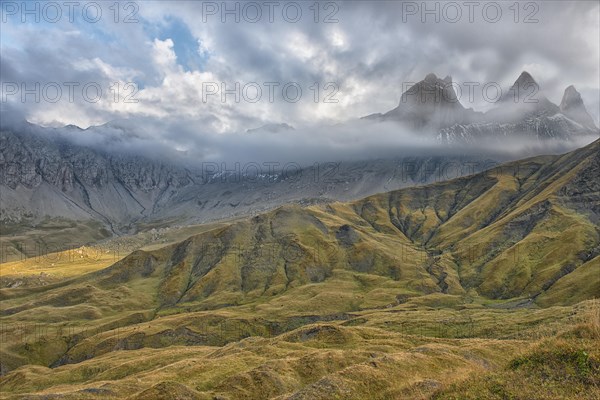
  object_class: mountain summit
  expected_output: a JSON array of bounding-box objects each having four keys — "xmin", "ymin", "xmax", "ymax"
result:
[
  {"xmin": 511, "ymin": 70, "xmax": 537, "ymax": 89},
  {"xmin": 560, "ymin": 85, "xmax": 597, "ymax": 129},
  {"xmin": 398, "ymin": 72, "xmax": 462, "ymax": 109},
  {"xmin": 498, "ymin": 71, "xmax": 558, "ymax": 114},
  {"xmin": 502, "ymin": 71, "xmax": 538, "ymax": 101},
  {"xmin": 364, "ymin": 73, "xmax": 476, "ymax": 130}
]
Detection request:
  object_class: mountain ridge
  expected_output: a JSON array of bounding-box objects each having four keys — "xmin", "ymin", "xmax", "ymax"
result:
[
  {"xmin": 0, "ymin": 124, "xmax": 503, "ymax": 261},
  {"xmin": 364, "ymin": 71, "xmax": 599, "ymax": 142}
]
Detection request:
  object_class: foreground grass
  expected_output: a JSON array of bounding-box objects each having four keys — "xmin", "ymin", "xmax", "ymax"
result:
[
  {"xmin": 433, "ymin": 342, "xmax": 600, "ymax": 399},
  {"xmin": 0, "ymin": 300, "xmax": 598, "ymax": 399}
]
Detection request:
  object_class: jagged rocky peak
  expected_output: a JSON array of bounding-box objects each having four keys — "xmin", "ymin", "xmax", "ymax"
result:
[
  {"xmin": 423, "ymin": 72, "xmax": 452, "ymax": 84},
  {"xmin": 421, "ymin": 72, "xmax": 452, "ymax": 86},
  {"xmin": 373, "ymin": 72, "xmax": 473, "ymax": 131},
  {"xmin": 424, "ymin": 72, "xmax": 438, "ymax": 82},
  {"xmin": 512, "ymin": 71, "xmax": 537, "ymax": 87},
  {"xmin": 560, "ymin": 85, "xmax": 597, "ymax": 129},
  {"xmin": 561, "ymin": 85, "xmax": 581, "ymax": 106},
  {"xmin": 362, "ymin": 70, "xmax": 596, "ymax": 141},
  {"xmin": 400, "ymin": 72, "xmax": 462, "ymax": 108},
  {"xmin": 502, "ymin": 71, "xmax": 541, "ymax": 102},
  {"xmin": 497, "ymin": 71, "xmax": 561, "ymax": 116}
]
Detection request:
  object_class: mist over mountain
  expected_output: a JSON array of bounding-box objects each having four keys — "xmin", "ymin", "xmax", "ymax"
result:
[
  {"xmin": 2, "ymin": 70, "xmax": 597, "ymax": 168},
  {"xmin": 364, "ymin": 71, "xmax": 599, "ymax": 143},
  {"xmin": 0, "ymin": 121, "xmax": 502, "ymax": 247},
  {"xmin": 364, "ymin": 73, "xmax": 478, "ymax": 130}
]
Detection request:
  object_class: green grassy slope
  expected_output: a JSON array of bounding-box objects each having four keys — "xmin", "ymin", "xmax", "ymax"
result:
[{"xmin": 0, "ymin": 140, "xmax": 598, "ymax": 398}]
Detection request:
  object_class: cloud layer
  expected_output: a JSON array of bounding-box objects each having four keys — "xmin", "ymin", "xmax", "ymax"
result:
[{"xmin": 1, "ymin": 1, "xmax": 598, "ymax": 136}]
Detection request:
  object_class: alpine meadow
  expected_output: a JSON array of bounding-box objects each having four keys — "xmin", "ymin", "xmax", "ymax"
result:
[{"xmin": 0, "ymin": 1, "xmax": 599, "ymax": 399}]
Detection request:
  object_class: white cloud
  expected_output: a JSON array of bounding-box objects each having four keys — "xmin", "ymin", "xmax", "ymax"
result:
[{"xmin": 1, "ymin": 0, "xmax": 598, "ymax": 132}]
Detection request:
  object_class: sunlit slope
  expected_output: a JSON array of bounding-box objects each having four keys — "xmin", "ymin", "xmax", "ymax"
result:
[
  {"xmin": 352, "ymin": 138, "xmax": 600, "ymax": 304},
  {"xmin": 0, "ymin": 220, "xmax": 232, "ymax": 288}
]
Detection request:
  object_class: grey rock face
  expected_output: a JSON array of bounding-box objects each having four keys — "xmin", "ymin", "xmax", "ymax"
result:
[
  {"xmin": 366, "ymin": 73, "xmax": 479, "ymax": 131},
  {"xmin": 560, "ymin": 85, "xmax": 597, "ymax": 129},
  {"xmin": 0, "ymin": 126, "xmax": 497, "ymax": 237}
]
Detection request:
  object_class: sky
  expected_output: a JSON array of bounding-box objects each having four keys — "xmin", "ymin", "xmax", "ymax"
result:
[{"xmin": 1, "ymin": 0, "xmax": 599, "ymax": 141}]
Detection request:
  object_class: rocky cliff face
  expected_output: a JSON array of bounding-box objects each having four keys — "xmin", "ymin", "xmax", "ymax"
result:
[
  {"xmin": 1, "ymin": 129, "xmax": 192, "ymax": 192},
  {"xmin": 384, "ymin": 73, "xmax": 477, "ymax": 130},
  {"xmin": 560, "ymin": 85, "xmax": 597, "ymax": 129},
  {"xmin": 364, "ymin": 73, "xmax": 480, "ymax": 130},
  {"xmin": 0, "ymin": 127, "xmax": 194, "ymax": 231},
  {"xmin": 0, "ymin": 124, "xmax": 496, "ymax": 240}
]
